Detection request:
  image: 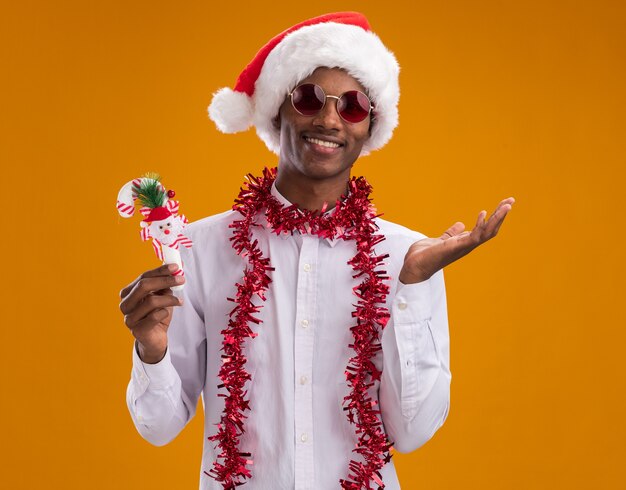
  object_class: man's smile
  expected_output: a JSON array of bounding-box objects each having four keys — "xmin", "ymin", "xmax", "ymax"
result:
[
  {"xmin": 305, "ymin": 136, "xmax": 341, "ymax": 148},
  {"xmin": 302, "ymin": 133, "xmax": 344, "ymax": 154}
]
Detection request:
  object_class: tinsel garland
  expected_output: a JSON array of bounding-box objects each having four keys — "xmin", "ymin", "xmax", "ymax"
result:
[{"xmin": 206, "ymin": 167, "xmax": 393, "ymax": 489}]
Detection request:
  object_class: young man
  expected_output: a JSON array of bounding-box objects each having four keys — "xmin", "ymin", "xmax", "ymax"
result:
[{"xmin": 120, "ymin": 12, "xmax": 513, "ymax": 490}]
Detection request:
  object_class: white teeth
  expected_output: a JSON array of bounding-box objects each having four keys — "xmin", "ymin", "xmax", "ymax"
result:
[{"xmin": 306, "ymin": 137, "xmax": 340, "ymax": 148}]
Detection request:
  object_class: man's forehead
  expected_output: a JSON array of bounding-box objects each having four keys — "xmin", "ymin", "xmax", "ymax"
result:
[{"xmin": 296, "ymin": 66, "xmax": 367, "ymax": 92}]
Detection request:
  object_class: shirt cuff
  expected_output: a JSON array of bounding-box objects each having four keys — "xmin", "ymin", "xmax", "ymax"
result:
[
  {"xmin": 393, "ymin": 280, "xmax": 432, "ymax": 323},
  {"xmin": 132, "ymin": 342, "xmax": 178, "ymax": 391}
]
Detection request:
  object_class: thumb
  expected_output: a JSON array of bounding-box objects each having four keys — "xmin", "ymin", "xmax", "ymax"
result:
[{"xmin": 440, "ymin": 221, "xmax": 465, "ymax": 240}]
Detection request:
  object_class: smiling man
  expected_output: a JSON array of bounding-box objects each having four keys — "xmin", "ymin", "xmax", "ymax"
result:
[{"xmin": 120, "ymin": 12, "xmax": 514, "ymax": 490}]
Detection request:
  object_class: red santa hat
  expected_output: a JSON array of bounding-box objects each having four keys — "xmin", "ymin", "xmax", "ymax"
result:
[
  {"xmin": 208, "ymin": 12, "xmax": 400, "ymax": 156},
  {"xmin": 142, "ymin": 206, "xmax": 172, "ymax": 223}
]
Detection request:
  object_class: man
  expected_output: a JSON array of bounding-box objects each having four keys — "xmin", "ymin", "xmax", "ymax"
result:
[{"xmin": 120, "ymin": 12, "xmax": 514, "ymax": 490}]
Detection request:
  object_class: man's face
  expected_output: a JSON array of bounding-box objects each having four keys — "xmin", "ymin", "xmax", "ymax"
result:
[{"xmin": 275, "ymin": 67, "xmax": 371, "ymax": 183}]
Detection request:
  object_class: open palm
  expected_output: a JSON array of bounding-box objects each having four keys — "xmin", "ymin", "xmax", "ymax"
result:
[{"xmin": 399, "ymin": 197, "xmax": 515, "ymax": 284}]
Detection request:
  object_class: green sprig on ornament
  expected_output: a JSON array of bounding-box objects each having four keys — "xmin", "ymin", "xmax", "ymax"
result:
[{"xmin": 133, "ymin": 173, "xmax": 167, "ymax": 209}]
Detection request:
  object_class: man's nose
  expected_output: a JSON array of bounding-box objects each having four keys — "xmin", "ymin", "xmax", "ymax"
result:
[{"xmin": 312, "ymin": 96, "xmax": 341, "ymax": 129}]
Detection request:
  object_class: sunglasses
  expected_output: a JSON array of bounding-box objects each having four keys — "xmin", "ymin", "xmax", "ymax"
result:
[{"xmin": 288, "ymin": 83, "xmax": 374, "ymax": 123}]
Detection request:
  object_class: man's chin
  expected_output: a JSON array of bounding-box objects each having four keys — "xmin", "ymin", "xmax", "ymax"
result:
[{"xmin": 299, "ymin": 161, "xmax": 351, "ymax": 181}]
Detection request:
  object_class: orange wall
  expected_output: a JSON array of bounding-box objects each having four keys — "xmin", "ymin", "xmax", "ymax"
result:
[{"xmin": 2, "ymin": 1, "xmax": 625, "ymax": 488}]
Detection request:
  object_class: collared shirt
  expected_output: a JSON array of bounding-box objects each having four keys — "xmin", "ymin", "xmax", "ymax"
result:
[{"xmin": 127, "ymin": 185, "xmax": 451, "ymax": 489}]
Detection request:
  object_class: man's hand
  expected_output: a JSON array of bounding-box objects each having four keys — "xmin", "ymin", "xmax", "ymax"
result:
[
  {"xmin": 399, "ymin": 197, "xmax": 515, "ymax": 284},
  {"xmin": 119, "ymin": 263, "xmax": 185, "ymax": 363}
]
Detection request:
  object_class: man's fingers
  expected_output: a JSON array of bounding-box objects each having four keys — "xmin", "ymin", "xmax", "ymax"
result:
[
  {"xmin": 472, "ymin": 197, "xmax": 515, "ymax": 239},
  {"xmin": 487, "ymin": 198, "xmax": 515, "ymax": 224},
  {"xmin": 439, "ymin": 221, "xmax": 465, "ymax": 240},
  {"xmin": 490, "ymin": 203, "xmax": 513, "ymax": 236},
  {"xmin": 119, "ymin": 264, "xmax": 180, "ymax": 299},
  {"xmin": 131, "ymin": 309, "xmax": 170, "ymax": 334},
  {"xmin": 474, "ymin": 210, "xmax": 487, "ymax": 231},
  {"xmin": 120, "ymin": 274, "xmax": 185, "ymax": 315},
  {"xmin": 124, "ymin": 294, "xmax": 182, "ymax": 329},
  {"xmin": 488, "ymin": 198, "xmax": 515, "ymax": 221},
  {"xmin": 437, "ymin": 198, "xmax": 515, "ymax": 244},
  {"xmin": 484, "ymin": 200, "xmax": 514, "ymax": 236}
]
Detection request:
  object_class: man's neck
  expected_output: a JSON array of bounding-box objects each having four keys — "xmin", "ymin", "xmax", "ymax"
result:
[{"xmin": 274, "ymin": 172, "xmax": 350, "ymax": 212}]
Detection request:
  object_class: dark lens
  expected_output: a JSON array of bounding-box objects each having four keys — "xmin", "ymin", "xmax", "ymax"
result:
[
  {"xmin": 337, "ymin": 91, "xmax": 371, "ymax": 123},
  {"xmin": 292, "ymin": 84, "xmax": 325, "ymax": 116}
]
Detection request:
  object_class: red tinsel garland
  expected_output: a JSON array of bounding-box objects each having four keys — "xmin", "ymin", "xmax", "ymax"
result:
[{"xmin": 206, "ymin": 167, "xmax": 393, "ymax": 489}]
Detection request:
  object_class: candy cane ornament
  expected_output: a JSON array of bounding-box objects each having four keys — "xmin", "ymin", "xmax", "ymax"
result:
[{"xmin": 116, "ymin": 175, "xmax": 193, "ymax": 290}]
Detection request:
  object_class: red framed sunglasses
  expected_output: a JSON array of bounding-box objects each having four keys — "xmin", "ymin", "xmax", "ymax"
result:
[{"xmin": 288, "ymin": 83, "xmax": 374, "ymax": 123}]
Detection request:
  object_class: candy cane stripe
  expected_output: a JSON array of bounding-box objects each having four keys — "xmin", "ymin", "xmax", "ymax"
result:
[
  {"xmin": 171, "ymin": 235, "xmax": 193, "ymax": 248},
  {"xmin": 152, "ymin": 239, "xmax": 164, "ymax": 261},
  {"xmin": 166, "ymin": 200, "xmax": 180, "ymax": 214},
  {"xmin": 117, "ymin": 202, "xmax": 135, "ymax": 216}
]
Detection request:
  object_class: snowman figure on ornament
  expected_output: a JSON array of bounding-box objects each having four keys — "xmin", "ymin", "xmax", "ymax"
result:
[{"xmin": 116, "ymin": 175, "xmax": 193, "ymax": 291}]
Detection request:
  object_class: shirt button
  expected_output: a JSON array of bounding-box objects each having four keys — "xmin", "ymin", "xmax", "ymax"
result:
[
  {"xmin": 301, "ymin": 319, "xmax": 309, "ymax": 328},
  {"xmin": 398, "ymin": 302, "xmax": 408, "ymax": 310},
  {"xmin": 300, "ymin": 433, "xmax": 308, "ymax": 442},
  {"xmin": 137, "ymin": 415, "xmax": 144, "ymax": 422},
  {"xmin": 300, "ymin": 375, "xmax": 308, "ymax": 385},
  {"xmin": 303, "ymin": 263, "xmax": 312, "ymax": 272}
]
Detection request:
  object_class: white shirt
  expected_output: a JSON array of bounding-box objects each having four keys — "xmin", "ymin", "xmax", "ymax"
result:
[{"xmin": 127, "ymin": 185, "xmax": 451, "ymax": 489}]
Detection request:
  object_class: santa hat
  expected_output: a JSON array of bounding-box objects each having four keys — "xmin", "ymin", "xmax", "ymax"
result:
[
  {"xmin": 142, "ymin": 206, "xmax": 172, "ymax": 223},
  {"xmin": 208, "ymin": 12, "xmax": 400, "ymax": 156}
]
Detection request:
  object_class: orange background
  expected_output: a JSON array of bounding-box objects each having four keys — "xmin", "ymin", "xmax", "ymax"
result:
[{"xmin": 2, "ymin": 1, "xmax": 625, "ymax": 488}]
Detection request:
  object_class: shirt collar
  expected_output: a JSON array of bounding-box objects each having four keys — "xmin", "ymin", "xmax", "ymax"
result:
[{"xmin": 269, "ymin": 183, "xmax": 340, "ymax": 248}]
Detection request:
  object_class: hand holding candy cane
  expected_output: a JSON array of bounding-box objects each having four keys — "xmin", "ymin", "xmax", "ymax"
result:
[
  {"xmin": 119, "ymin": 263, "xmax": 184, "ymax": 363},
  {"xmin": 116, "ymin": 175, "xmax": 193, "ymax": 291}
]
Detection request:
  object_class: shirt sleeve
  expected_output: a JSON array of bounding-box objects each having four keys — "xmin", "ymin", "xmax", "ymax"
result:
[
  {"xmin": 379, "ymin": 268, "xmax": 451, "ymax": 453},
  {"xmin": 126, "ymin": 251, "xmax": 207, "ymax": 447}
]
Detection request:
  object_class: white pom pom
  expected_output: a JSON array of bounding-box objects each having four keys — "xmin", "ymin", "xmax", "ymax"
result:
[{"xmin": 208, "ymin": 88, "xmax": 254, "ymax": 133}]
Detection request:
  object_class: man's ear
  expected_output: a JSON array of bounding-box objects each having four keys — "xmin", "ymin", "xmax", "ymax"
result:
[{"xmin": 272, "ymin": 113, "xmax": 281, "ymax": 130}]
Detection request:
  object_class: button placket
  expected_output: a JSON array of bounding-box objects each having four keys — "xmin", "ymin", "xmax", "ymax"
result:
[{"xmin": 293, "ymin": 235, "xmax": 317, "ymax": 486}]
